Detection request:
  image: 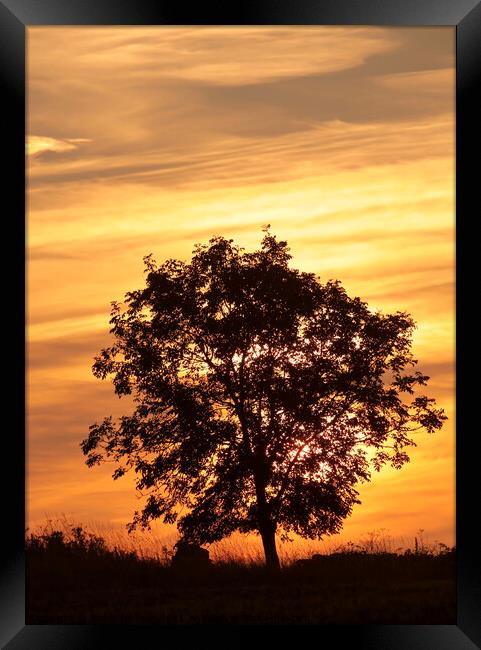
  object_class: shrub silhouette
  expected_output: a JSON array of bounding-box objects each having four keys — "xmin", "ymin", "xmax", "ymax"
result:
[
  {"xmin": 171, "ymin": 539, "xmax": 211, "ymax": 569},
  {"xmin": 82, "ymin": 228, "xmax": 446, "ymax": 568},
  {"xmin": 25, "ymin": 523, "xmax": 456, "ymax": 624}
]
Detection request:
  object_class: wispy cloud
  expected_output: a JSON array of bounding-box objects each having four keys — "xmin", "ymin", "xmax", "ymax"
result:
[
  {"xmin": 27, "ymin": 135, "xmax": 92, "ymax": 157},
  {"xmin": 28, "ymin": 27, "xmax": 396, "ymax": 86}
]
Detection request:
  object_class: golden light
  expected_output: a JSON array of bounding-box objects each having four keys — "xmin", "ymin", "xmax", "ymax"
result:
[{"xmin": 27, "ymin": 26, "xmax": 454, "ymax": 553}]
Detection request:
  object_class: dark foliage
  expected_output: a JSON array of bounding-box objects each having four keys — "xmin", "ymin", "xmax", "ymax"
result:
[
  {"xmin": 171, "ymin": 539, "xmax": 211, "ymax": 569},
  {"xmin": 26, "ymin": 528, "xmax": 455, "ymax": 624},
  {"xmin": 81, "ymin": 229, "xmax": 446, "ymax": 567}
]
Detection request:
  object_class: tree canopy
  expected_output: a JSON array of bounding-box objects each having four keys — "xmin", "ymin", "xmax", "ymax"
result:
[{"xmin": 81, "ymin": 229, "xmax": 446, "ymax": 568}]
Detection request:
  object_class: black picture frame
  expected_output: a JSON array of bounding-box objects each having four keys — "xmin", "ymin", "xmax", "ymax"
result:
[{"xmin": 1, "ymin": 0, "xmax": 479, "ymax": 647}]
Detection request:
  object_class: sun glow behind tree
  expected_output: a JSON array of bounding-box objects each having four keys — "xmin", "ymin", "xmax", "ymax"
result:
[{"xmin": 82, "ymin": 230, "xmax": 446, "ymax": 567}]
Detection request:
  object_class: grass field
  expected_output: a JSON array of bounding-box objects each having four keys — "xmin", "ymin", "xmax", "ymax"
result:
[{"xmin": 26, "ymin": 522, "xmax": 455, "ymax": 624}]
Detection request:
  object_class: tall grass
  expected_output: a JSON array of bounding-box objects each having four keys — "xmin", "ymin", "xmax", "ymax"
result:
[
  {"xmin": 26, "ymin": 514, "xmax": 453, "ymax": 567},
  {"xmin": 26, "ymin": 520, "xmax": 456, "ymax": 624}
]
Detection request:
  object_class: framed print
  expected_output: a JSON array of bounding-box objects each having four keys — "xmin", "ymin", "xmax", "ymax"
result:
[{"xmin": 1, "ymin": 0, "xmax": 480, "ymax": 647}]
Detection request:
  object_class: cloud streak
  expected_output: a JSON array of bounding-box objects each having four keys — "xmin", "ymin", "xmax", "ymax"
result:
[{"xmin": 27, "ymin": 135, "xmax": 92, "ymax": 157}]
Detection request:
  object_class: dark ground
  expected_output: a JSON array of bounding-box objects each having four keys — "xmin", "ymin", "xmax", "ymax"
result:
[{"xmin": 26, "ymin": 528, "xmax": 456, "ymax": 624}]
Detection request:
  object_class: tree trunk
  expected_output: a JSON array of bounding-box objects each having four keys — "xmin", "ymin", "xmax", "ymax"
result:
[
  {"xmin": 259, "ymin": 522, "xmax": 280, "ymax": 570},
  {"xmin": 253, "ymin": 457, "xmax": 280, "ymax": 569}
]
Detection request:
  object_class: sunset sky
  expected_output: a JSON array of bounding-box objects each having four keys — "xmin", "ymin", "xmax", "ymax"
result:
[{"xmin": 27, "ymin": 27, "xmax": 455, "ymax": 552}]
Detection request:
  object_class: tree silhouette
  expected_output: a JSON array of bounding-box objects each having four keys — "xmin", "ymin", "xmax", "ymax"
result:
[{"xmin": 81, "ymin": 229, "xmax": 446, "ymax": 568}]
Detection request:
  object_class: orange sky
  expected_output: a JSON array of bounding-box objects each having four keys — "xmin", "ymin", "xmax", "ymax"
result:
[{"xmin": 27, "ymin": 27, "xmax": 455, "ymax": 552}]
